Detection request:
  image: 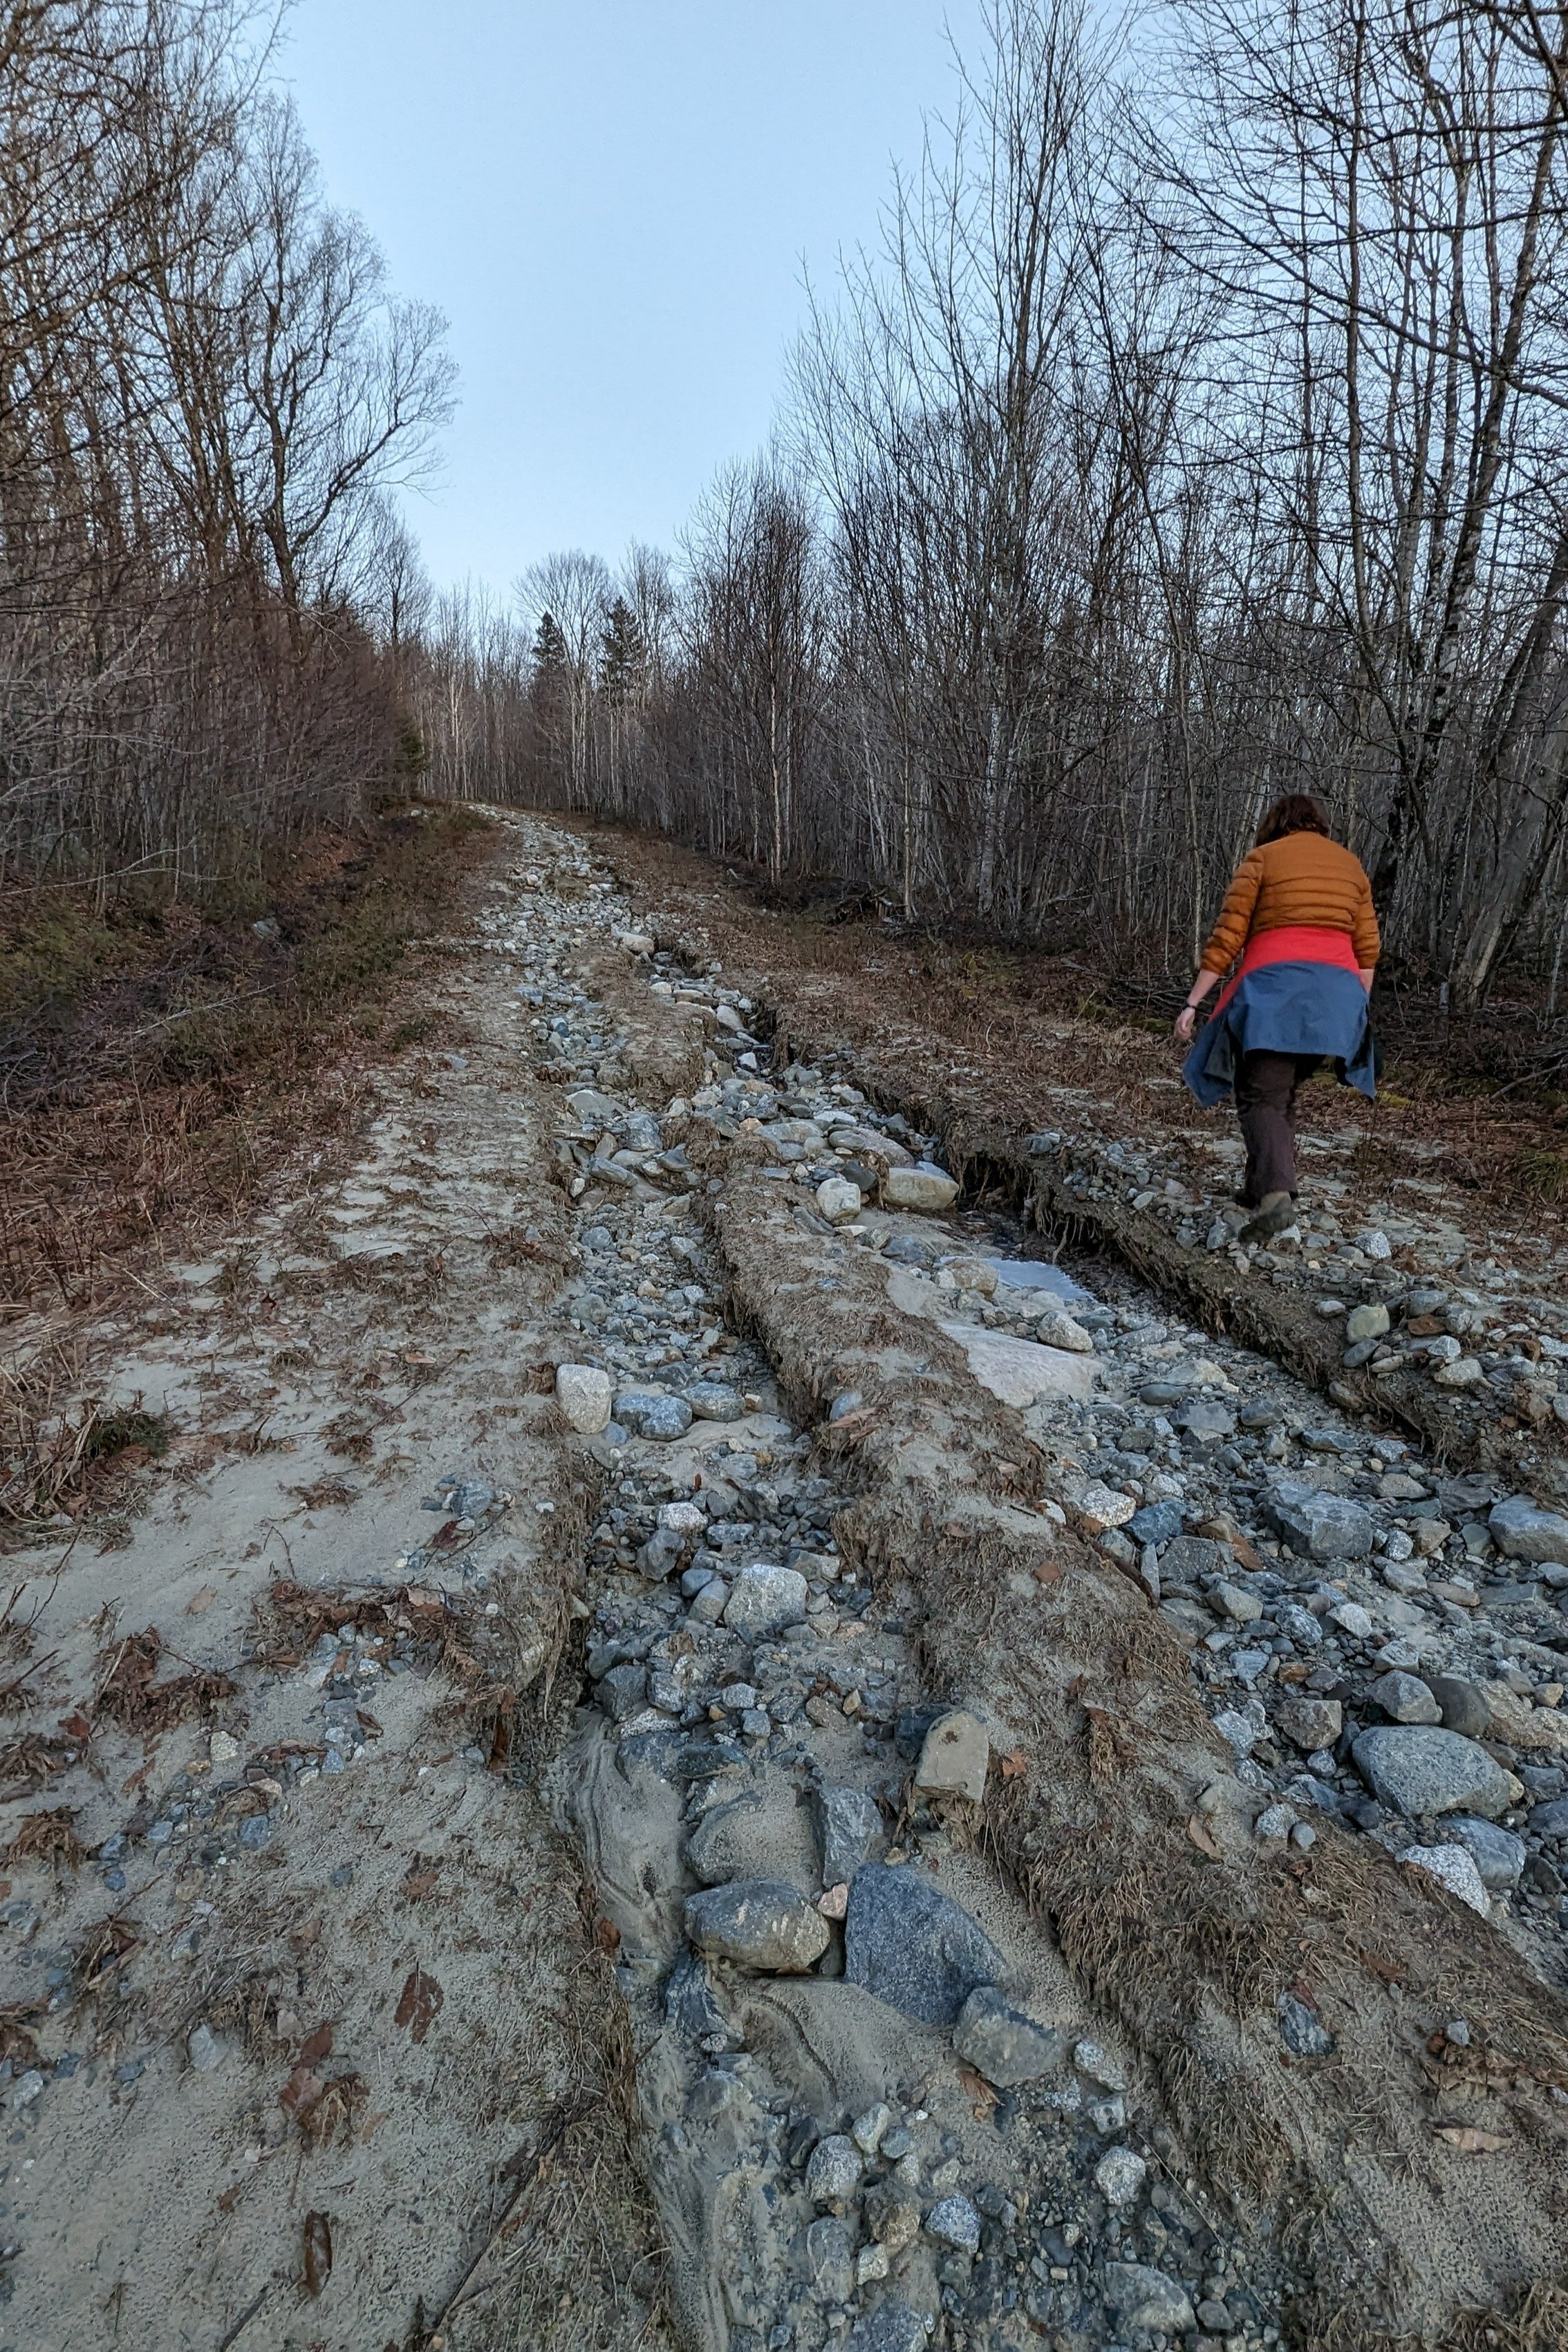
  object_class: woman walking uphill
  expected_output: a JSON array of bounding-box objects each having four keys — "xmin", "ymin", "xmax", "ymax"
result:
[{"xmin": 1175, "ymin": 795, "xmax": 1379, "ymax": 1244}]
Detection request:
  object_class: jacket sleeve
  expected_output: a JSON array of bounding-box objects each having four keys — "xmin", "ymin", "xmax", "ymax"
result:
[
  {"xmin": 1352, "ymin": 869, "xmax": 1381, "ymax": 969},
  {"xmin": 1200, "ymin": 850, "xmax": 1264, "ymax": 973}
]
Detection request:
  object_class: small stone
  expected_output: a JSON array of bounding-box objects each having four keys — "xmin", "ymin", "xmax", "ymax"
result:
[
  {"xmin": 953, "ymin": 1987, "xmax": 1063, "ymax": 2087},
  {"xmin": 1435, "ymin": 1356, "xmax": 1484, "ymax": 1388},
  {"xmin": 947, "ymin": 1256, "xmax": 998, "ymax": 1296},
  {"xmin": 1034, "ymin": 1309, "xmax": 1095, "ymax": 1354},
  {"xmin": 722, "ymin": 1562, "xmax": 808, "ymax": 1641},
  {"xmin": 1273, "ymin": 1693, "xmax": 1342, "ymax": 1751},
  {"xmin": 848, "ymin": 2302, "xmax": 928, "ymax": 2352},
  {"xmin": 1402, "ymin": 1844, "xmax": 1490, "ymax": 1916},
  {"xmin": 1094, "ymin": 2147, "xmax": 1147, "ymax": 2208},
  {"xmin": 1074, "ymin": 1480, "xmax": 1137, "ymax": 1531},
  {"xmin": 684, "ymin": 1880, "xmax": 832, "ymax": 1972},
  {"xmin": 926, "ymin": 2194, "xmax": 981, "ymax": 2254},
  {"xmin": 1346, "ymin": 1303, "xmax": 1390, "ymax": 1344},
  {"xmin": 687, "ymin": 1382, "xmax": 743, "ymax": 1422},
  {"xmin": 1101, "ymin": 2262, "xmax": 1195, "ymax": 2335},
  {"xmin": 864, "ymin": 2177, "xmax": 923, "ymax": 2253},
  {"xmin": 807, "ymin": 2215, "xmax": 855, "ymax": 2301},
  {"xmin": 209, "ymin": 1732, "xmax": 239, "ymax": 1765},
  {"xmin": 832, "ymin": 2103, "xmax": 887, "ymax": 2164},
  {"xmin": 659, "ymin": 1500, "xmax": 707, "ymax": 1537},
  {"xmin": 808, "ymin": 1783, "xmax": 883, "ymax": 1884},
  {"xmin": 1178, "ymin": 1399, "xmax": 1236, "ymax": 1442},
  {"xmin": 1128, "ymin": 1499, "xmax": 1185, "ymax": 1545},
  {"xmin": 598, "ymin": 1662, "xmax": 649, "ymax": 1720},
  {"xmin": 1197, "ymin": 2298, "xmax": 1235, "ymax": 2333},
  {"xmin": 855, "ymin": 2242, "xmax": 890, "ymax": 2286},
  {"xmin": 555, "ymin": 1364, "xmax": 613, "ymax": 1434},
  {"xmin": 614, "ymin": 1390, "xmax": 693, "ymax": 1441},
  {"xmin": 1212, "ymin": 1580, "xmax": 1263, "ymax": 1623},
  {"xmin": 1277, "ymin": 1991, "xmax": 1334, "ymax": 2056},
  {"xmin": 1357, "ymin": 1229, "xmax": 1393, "ymax": 1259},
  {"xmin": 1213, "ymin": 1697, "xmax": 1267, "ymax": 1755},
  {"xmin": 883, "ymin": 1163, "xmax": 960, "ymax": 1211},
  {"xmin": 816, "ymin": 1176, "xmax": 864, "ymax": 1222},
  {"xmin": 1274, "ymin": 1600, "xmax": 1324, "ymax": 1650},
  {"xmin": 1329, "ymin": 1600, "xmax": 1374, "ymax": 1639},
  {"xmin": 818, "ymin": 1883, "xmax": 849, "ymax": 1920},
  {"xmin": 187, "ymin": 2023, "xmax": 227, "ymax": 2073},
  {"xmin": 1254, "ymin": 1803, "xmax": 1296, "ymax": 1840},
  {"xmin": 1265, "ymin": 1480, "xmax": 1374, "ymax": 1560},
  {"xmin": 914, "ymin": 1708, "xmax": 989, "ymax": 1802},
  {"xmin": 10, "ymin": 2069, "xmax": 44, "ymax": 2110},
  {"xmin": 805, "ymin": 2133, "xmax": 864, "ymax": 2210},
  {"xmin": 1352, "ymin": 1728, "xmax": 1514, "ymax": 1820},
  {"xmin": 1368, "ymin": 1670, "xmax": 1441, "ymax": 1725}
]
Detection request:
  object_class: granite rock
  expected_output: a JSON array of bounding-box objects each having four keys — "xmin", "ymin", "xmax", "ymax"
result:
[
  {"xmin": 1352, "ymin": 1728, "xmax": 1513, "ymax": 1820},
  {"xmin": 684, "ymin": 1879, "xmax": 831, "ymax": 1972},
  {"xmin": 844, "ymin": 1863, "xmax": 1006, "ymax": 2026}
]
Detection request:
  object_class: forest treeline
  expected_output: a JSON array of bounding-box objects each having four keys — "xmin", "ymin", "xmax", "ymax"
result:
[
  {"xmin": 416, "ymin": 0, "xmax": 1568, "ymax": 1006},
  {"xmin": 0, "ymin": 0, "xmax": 449, "ymax": 903},
  {"xmin": 13, "ymin": 0, "xmax": 1568, "ymax": 1011}
]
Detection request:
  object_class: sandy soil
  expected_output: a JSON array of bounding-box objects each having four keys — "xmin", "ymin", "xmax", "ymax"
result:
[{"xmin": 0, "ymin": 814, "xmax": 669, "ymax": 2352}]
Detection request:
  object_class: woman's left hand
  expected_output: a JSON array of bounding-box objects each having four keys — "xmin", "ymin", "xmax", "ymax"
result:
[{"xmin": 1175, "ymin": 1005, "xmax": 1197, "ymax": 1043}]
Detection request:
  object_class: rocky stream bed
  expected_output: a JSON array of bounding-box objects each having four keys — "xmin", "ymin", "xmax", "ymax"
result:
[{"xmin": 493, "ymin": 823, "xmax": 1568, "ymax": 2352}]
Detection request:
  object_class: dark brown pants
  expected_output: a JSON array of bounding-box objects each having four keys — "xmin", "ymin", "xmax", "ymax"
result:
[{"xmin": 1235, "ymin": 1050, "xmax": 1320, "ymax": 1204}]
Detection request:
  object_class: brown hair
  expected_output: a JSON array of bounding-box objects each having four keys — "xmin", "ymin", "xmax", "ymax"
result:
[{"xmin": 1256, "ymin": 792, "xmax": 1331, "ymax": 846}]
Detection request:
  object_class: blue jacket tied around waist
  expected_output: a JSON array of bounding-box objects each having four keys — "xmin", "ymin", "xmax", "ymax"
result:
[{"xmin": 1182, "ymin": 961, "xmax": 1375, "ymax": 1108}]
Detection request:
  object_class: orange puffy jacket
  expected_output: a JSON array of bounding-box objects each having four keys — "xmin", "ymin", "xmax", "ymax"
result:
[{"xmin": 1200, "ymin": 831, "xmax": 1380, "ymax": 976}]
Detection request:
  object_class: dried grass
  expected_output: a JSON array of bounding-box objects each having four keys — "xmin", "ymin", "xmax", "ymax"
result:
[
  {"xmin": 6, "ymin": 1805, "xmax": 86, "ymax": 1871},
  {"xmin": 707, "ymin": 1144, "xmax": 1568, "ymax": 2347},
  {"xmin": 95, "ymin": 1626, "xmax": 236, "ymax": 1733}
]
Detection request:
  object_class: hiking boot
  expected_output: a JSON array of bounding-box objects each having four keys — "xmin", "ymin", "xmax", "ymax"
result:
[{"xmin": 1240, "ymin": 1191, "xmax": 1294, "ymax": 1245}]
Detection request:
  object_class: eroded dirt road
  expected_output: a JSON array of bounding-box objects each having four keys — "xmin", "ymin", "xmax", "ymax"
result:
[{"xmin": 3, "ymin": 812, "xmax": 1567, "ymax": 2352}]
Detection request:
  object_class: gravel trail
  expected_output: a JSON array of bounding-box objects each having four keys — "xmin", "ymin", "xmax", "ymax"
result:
[{"xmin": 2, "ymin": 811, "xmax": 1565, "ymax": 2352}]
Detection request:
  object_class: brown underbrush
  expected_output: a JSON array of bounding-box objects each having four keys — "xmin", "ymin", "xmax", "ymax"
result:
[{"xmin": 0, "ymin": 802, "xmax": 493, "ymax": 1325}]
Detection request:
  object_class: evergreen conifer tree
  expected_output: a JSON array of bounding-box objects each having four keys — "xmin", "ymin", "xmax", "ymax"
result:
[{"xmin": 598, "ymin": 597, "xmax": 646, "ymax": 706}]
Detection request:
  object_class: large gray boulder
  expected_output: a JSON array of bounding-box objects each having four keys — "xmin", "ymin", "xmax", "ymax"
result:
[
  {"xmin": 844, "ymin": 1863, "xmax": 1005, "ymax": 2026},
  {"xmin": 1352, "ymin": 1727, "xmax": 1513, "ymax": 1820},
  {"xmin": 1488, "ymin": 1495, "xmax": 1568, "ymax": 1564},
  {"xmin": 883, "ymin": 1162, "xmax": 959, "ymax": 1211},
  {"xmin": 684, "ymin": 1879, "xmax": 830, "ymax": 1972},
  {"xmin": 722, "ymin": 1561, "xmax": 808, "ymax": 1641},
  {"xmin": 1264, "ymin": 1478, "xmax": 1374, "ymax": 1560}
]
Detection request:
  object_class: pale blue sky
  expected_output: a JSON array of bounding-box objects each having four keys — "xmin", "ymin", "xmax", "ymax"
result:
[{"xmin": 283, "ymin": 1, "xmax": 987, "ymax": 597}]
